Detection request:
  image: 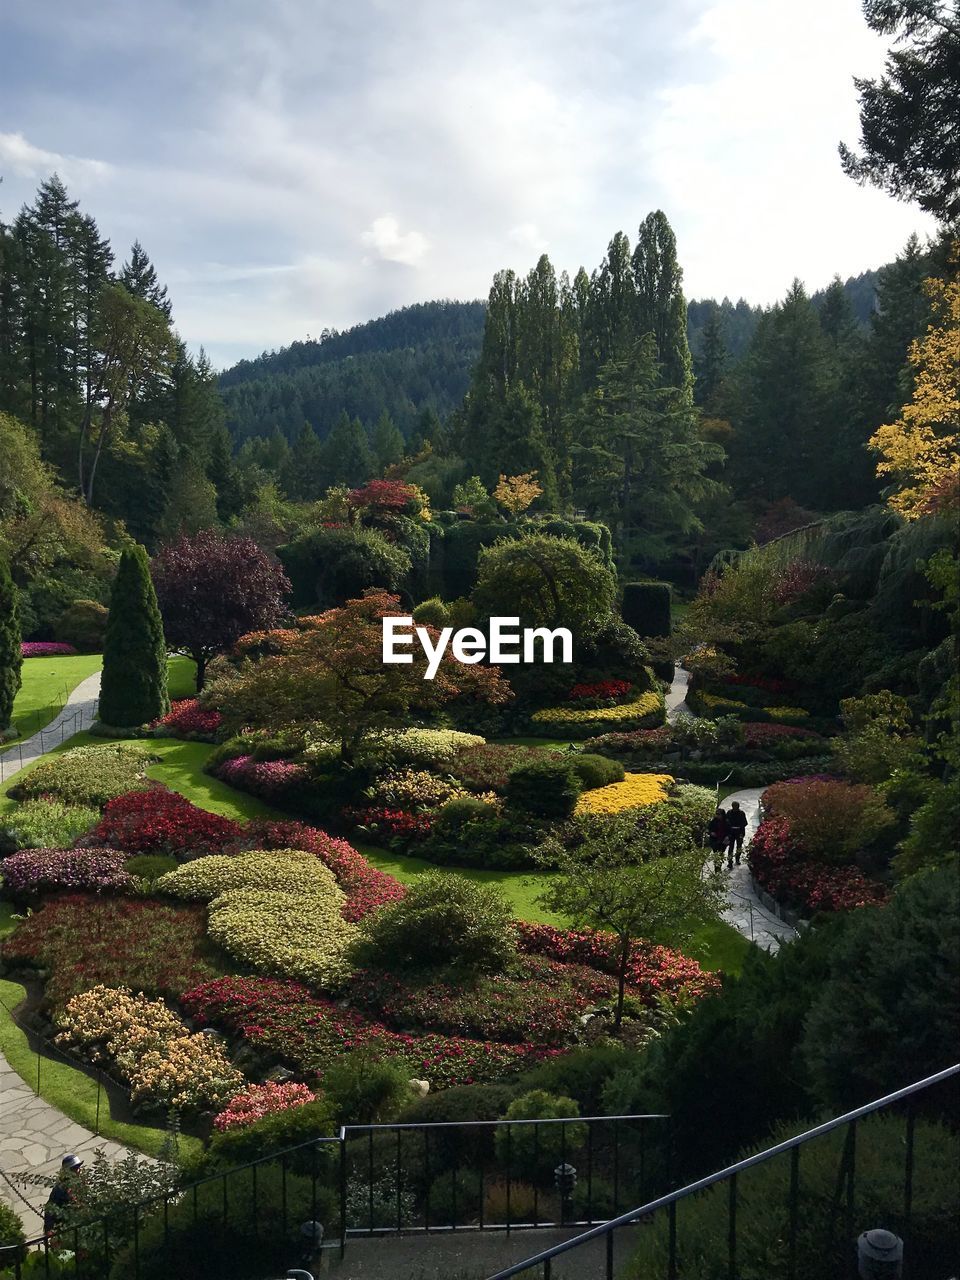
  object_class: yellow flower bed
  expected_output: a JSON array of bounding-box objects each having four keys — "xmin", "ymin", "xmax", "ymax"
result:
[
  {"xmin": 575, "ymin": 772, "xmax": 673, "ymax": 815},
  {"xmin": 532, "ymin": 690, "xmax": 664, "ymax": 726},
  {"xmin": 696, "ymin": 691, "xmax": 747, "ymax": 711},
  {"xmin": 156, "ymin": 848, "xmax": 338, "ymax": 901},
  {"xmin": 764, "ymin": 705, "xmax": 810, "ymax": 721}
]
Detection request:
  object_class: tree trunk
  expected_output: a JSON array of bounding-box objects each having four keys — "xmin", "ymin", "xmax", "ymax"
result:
[
  {"xmin": 615, "ymin": 936, "xmax": 631, "ymax": 1029},
  {"xmin": 194, "ymin": 654, "xmax": 207, "ymax": 692}
]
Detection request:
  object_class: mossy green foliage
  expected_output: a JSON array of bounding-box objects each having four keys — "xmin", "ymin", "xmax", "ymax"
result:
[
  {"xmin": 622, "ymin": 580, "xmax": 671, "ymax": 637},
  {"xmin": 506, "ymin": 756, "xmax": 581, "ymax": 819},
  {"xmin": 0, "ymin": 559, "xmax": 23, "ymax": 729},
  {"xmin": 99, "ymin": 543, "xmax": 169, "ymax": 727}
]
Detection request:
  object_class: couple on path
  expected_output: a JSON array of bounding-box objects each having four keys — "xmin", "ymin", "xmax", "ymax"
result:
[{"xmin": 707, "ymin": 801, "xmax": 748, "ymax": 871}]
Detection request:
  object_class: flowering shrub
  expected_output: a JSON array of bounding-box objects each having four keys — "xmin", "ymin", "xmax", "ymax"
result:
[
  {"xmin": 347, "ymin": 479, "xmax": 419, "ymax": 513},
  {"xmin": 55, "ymin": 985, "xmax": 243, "ymax": 1111},
  {"xmin": 8, "ymin": 744, "xmax": 157, "ymax": 807},
  {"xmin": 230, "ymin": 821, "xmax": 406, "ymax": 921},
  {"xmin": 0, "ymin": 797, "xmax": 99, "ymax": 851},
  {"xmin": 449, "ymin": 743, "xmax": 543, "ymax": 793},
  {"xmin": 156, "ymin": 848, "xmax": 341, "ymax": 901},
  {"xmin": 516, "ymin": 923, "xmax": 720, "ymax": 1001},
  {"xmin": 21, "ymin": 641, "xmax": 77, "ymax": 657},
  {"xmin": 574, "ymin": 773, "xmax": 672, "ymax": 815},
  {"xmin": 771, "ymin": 561, "xmax": 829, "ymax": 605},
  {"xmin": 183, "ymin": 977, "xmax": 555, "ymax": 1089},
  {"xmin": 749, "ymin": 817, "xmax": 888, "ymax": 914},
  {"xmin": 741, "ymin": 722, "xmax": 822, "ymax": 746},
  {"xmin": 581, "ymin": 727, "xmax": 675, "ymax": 758},
  {"xmin": 567, "ymin": 679, "xmax": 632, "ymax": 702},
  {"xmin": 1, "ymin": 846, "xmax": 132, "ymax": 897},
  {"xmin": 151, "ymin": 699, "xmax": 223, "ymax": 740},
  {"xmin": 347, "ymin": 806, "xmax": 434, "ymax": 843},
  {"xmin": 213, "ymin": 1081, "xmax": 316, "ymax": 1132},
  {"xmin": 530, "ymin": 690, "xmax": 664, "ymax": 737},
  {"xmin": 365, "ymin": 768, "xmax": 470, "ymax": 811},
  {"xmin": 214, "ymin": 754, "xmax": 310, "ymax": 800},
  {"xmin": 763, "ymin": 778, "xmax": 895, "ymax": 862},
  {"xmin": 1, "ymin": 895, "xmax": 223, "ymax": 1007},
  {"xmin": 365, "ymin": 728, "xmax": 485, "ymax": 768},
  {"xmin": 207, "ymin": 884, "xmax": 357, "ymax": 988},
  {"xmin": 91, "ymin": 788, "xmax": 242, "ymax": 859}
]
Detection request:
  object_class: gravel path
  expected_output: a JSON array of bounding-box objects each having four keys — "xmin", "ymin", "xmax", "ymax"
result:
[{"xmin": 0, "ymin": 670, "xmax": 101, "ymax": 786}]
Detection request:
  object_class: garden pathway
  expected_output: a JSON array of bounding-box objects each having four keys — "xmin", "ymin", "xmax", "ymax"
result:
[
  {"xmin": 0, "ymin": 666, "xmax": 146, "ymax": 1236},
  {"xmin": 0, "ymin": 670, "xmax": 101, "ymax": 786},
  {"xmin": 665, "ymin": 663, "xmax": 692, "ymax": 722}
]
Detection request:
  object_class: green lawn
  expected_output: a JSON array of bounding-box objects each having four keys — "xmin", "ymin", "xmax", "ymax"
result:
[
  {"xmin": 144, "ymin": 739, "xmax": 280, "ymax": 820},
  {"xmin": 167, "ymin": 655, "xmax": 199, "ymax": 700},
  {"xmin": 5, "ymin": 653, "xmax": 103, "ymax": 745},
  {"xmin": 0, "ymin": 977, "xmax": 200, "ymax": 1160}
]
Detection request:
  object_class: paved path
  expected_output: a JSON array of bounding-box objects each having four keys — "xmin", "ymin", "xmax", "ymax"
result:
[
  {"xmin": 665, "ymin": 663, "xmax": 692, "ymax": 723},
  {"xmin": 0, "ymin": 670, "xmax": 101, "ymax": 786}
]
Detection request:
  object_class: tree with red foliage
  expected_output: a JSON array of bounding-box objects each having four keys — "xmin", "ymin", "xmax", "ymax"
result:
[
  {"xmin": 151, "ymin": 530, "xmax": 290, "ymax": 689},
  {"xmin": 347, "ymin": 479, "xmax": 418, "ymax": 515},
  {"xmin": 212, "ymin": 590, "xmax": 511, "ymax": 762}
]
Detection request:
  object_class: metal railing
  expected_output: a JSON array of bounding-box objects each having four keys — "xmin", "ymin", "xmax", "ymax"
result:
[
  {"xmin": 484, "ymin": 1063, "xmax": 960, "ymax": 1279},
  {"xmin": 0, "ymin": 704, "xmax": 94, "ymax": 783}
]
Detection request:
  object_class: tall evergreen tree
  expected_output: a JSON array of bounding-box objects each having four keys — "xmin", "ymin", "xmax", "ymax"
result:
[
  {"xmin": 317, "ymin": 413, "xmax": 375, "ymax": 489},
  {"xmin": 632, "ymin": 210, "xmax": 694, "ymax": 398},
  {"xmin": 371, "ymin": 409, "xmax": 406, "ymax": 471},
  {"xmin": 694, "ymin": 304, "xmax": 727, "ymax": 409},
  {"xmin": 280, "ymin": 423, "xmax": 326, "ymax": 500},
  {"xmin": 206, "ymin": 424, "xmax": 245, "ymax": 520},
  {"xmin": 0, "ymin": 559, "xmax": 22, "ymax": 731},
  {"xmin": 98, "ymin": 543, "xmax": 169, "ymax": 727},
  {"xmin": 120, "ymin": 241, "xmax": 172, "ymax": 318}
]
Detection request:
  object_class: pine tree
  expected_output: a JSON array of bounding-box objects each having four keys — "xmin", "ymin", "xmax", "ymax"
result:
[
  {"xmin": 280, "ymin": 423, "xmax": 326, "ymax": 499},
  {"xmin": 0, "ymin": 559, "xmax": 22, "ymax": 731},
  {"xmin": 98, "ymin": 543, "xmax": 169, "ymax": 727},
  {"xmin": 372, "ymin": 410, "xmax": 406, "ymax": 471},
  {"xmin": 632, "ymin": 211, "xmax": 694, "ymax": 398},
  {"xmin": 207, "ymin": 424, "xmax": 245, "ymax": 520},
  {"xmin": 694, "ymin": 305, "xmax": 727, "ymax": 409},
  {"xmin": 120, "ymin": 241, "xmax": 172, "ymax": 318},
  {"xmin": 316, "ymin": 413, "xmax": 375, "ymax": 489}
]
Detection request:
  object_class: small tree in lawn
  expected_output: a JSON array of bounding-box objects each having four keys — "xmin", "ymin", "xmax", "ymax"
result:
[
  {"xmin": 538, "ymin": 809, "xmax": 724, "ymax": 1028},
  {"xmin": 0, "ymin": 559, "xmax": 23, "ymax": 731},
  {"xmin": 99, "ymin": 543, "xmax": 169, "ymax": 727},
  {"xmin": 151, "ymin": 530, "xmax": 291, "ymax": 690},
  {"xmin": 211, "ymin": 590, "xmax": 511, "ymax": 762}
]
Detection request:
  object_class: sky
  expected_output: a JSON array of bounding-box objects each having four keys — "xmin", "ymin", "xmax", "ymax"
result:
[{"xmin": 0, "ymin": 0, "xmax": 938, "ymax": 369}]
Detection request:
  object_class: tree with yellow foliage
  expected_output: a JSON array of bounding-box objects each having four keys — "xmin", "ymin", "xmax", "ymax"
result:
[
  {"xmin": 494, "ymin": 472, "xmax": 543, "ymax": 516},
  {"xmin": 870, "ymin": 260, "xmax": 960, "ymax": 519}
]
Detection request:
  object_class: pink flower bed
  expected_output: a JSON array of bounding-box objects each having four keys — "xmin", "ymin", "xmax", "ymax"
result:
[
  {"xmin": 345, "ymin": 806, "xmax": 434, "ymax": 843},
  {"xmin": 214, "ymin": 754, "xmax": 310, "ymax": 800},
  {"xmin": 748, "ymin": 816, "xmax": 888, "ymax": 914},
  {"xmin": 151, "ymin": 699, "xmax": 223, "ymax": 739},
  {"xmin": 229, "ymin": 820, "xmax": 406, "ymax": 921},
  {"xmin": 1, "ymin": 847, "xmax": 133, "ymax": 897},
  {"xmin": 21, "ymin": 642, "xmax": 77, "ymax": 658},
  {"xmin": 213, "ymin": 1081, "xmax": 316, "ymax": 1131}
]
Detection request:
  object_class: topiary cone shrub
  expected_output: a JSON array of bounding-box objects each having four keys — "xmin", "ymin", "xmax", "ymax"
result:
[
  {"xmin": 99, "ymin": 544, "xmax": 169, "ymax": 728},
  {"xmin": 0, "ymin": 558, "xmax": 23, "ymax": 731},
  {"xmin": 622, "ymin": 581, "xmax": 671, "ymax": 638}
]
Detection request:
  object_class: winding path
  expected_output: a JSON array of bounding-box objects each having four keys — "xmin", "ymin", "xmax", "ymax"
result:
[
  {"xmin": 666, "ymin": 665, "xmax": 796, "ymax": 954},
  {"xmin": 0, "ymin": 670, "xmax": 102, "ymax": 786}
]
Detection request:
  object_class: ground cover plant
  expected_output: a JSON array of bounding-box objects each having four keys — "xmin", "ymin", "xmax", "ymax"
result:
[
  {"xmin": 0, "ymin": 845, "xmax": 133, "ymax": 899},
  {"xmin": 0, "ymin": 795, "xmax": 98, "ymax": 851},
  {"xmin": 6, "ymin": 742, "xmax": 157, "ymax": 807}
]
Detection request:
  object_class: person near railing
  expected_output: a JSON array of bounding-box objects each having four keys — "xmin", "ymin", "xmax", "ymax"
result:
[{"xmin": 43, "ymin": 1153, "xmax": 84, "ymax": 1239}]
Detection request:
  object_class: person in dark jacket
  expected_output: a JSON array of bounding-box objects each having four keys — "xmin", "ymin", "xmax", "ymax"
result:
[
  {"xmin": 44, "ymin": 1154, "xmax": 83, "ymax": 1236},
  {"xmin": 726, "ymin": 800, "xmax": 748, "ymax": 868},
  {"xmin": 707, "ymin": 808, "xmax": 728, "ymax": 873}
]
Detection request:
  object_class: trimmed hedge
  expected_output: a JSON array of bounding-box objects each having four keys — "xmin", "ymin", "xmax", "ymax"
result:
[
  {"xmin": 568, "ymin": 753, "xmax": 626, "ymax": 789},
  {"xmin": 529, "ymin": 687, "xmax": 666, "ymax": 739},
  {"xmin": 622, "ymin": 581, "xmax": 671, "ymax": 637},
  {"xmin": 505, "ymin": 757, "xmax": 581, "ymax": 819}
]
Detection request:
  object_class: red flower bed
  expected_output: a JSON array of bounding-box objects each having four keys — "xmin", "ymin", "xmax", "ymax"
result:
[
  {"xmin": 151, "ymin": 699, "xmax": 223, "ymax": 739},
  {"xmin": 2, "ymin": 895, "xmax": 223, "ymax": 1007},
  {"xmin": 345, "ymin": 806, "xmax": 433, "ymax": 842},
  {"xmin": 183, "ymin": 977, "xmax": 555, "ymax": 1089},
  {"xmin": 229, "ymin": 820, "xmax": 406, "ymax": 921},
  {"xmin": 748, "ymin": 817, "xmax": 888, "ymax": 914},
  {"xmin": 567, "ymin": 679, "xmax": 632, "ymax": 702},
  {"xmin": 213, "ymin": 1081, "xmax": 316, "ymax": 1131},
  {"xmin": 581, "ymin": 726, "xmax": 674, "ymax": 756},
  {"xmin": 517, "ymin": 923, "xmax": 721, "ymax": 998},
  {"xmin": 90, "ymin": 788, "xmax": 242, "ymax": 860},
  {"xmin": 740, "ymin": 722, "xmax": 822, "ymax": 747}
]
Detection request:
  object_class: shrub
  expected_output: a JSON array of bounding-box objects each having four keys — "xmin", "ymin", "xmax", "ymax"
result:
[
  {"xmin": 151, "ymin": 699, "xmax": 223, "ymax": 741},
  {"xmin": 157, "ymin": 848, "xmax": 341, "ymax": 901},
  {"xmin": 427, "ymin": 1168, "xmax": 483, "ymax": 1225},
  {"xmin": 0, "ymin": 1200, "xmax": 25, "ymax": 1258},
  {"xmin": 99, "ymin": 543, "xmax": 169, "ymax": 728},
  {"xmin": 353, "ymin": 872, "xmax": 516, "ymax": 973},
  {"xmin": 519, "ymin": 1044, "xmax": 631, "ymax": 1115},
  {"xmin": 20, "ymin": 640, "xmax": 77, "ymax": 658},
  {"xmin": 123, "ymin": 853, "xmax": 178, "ymax": 883},
  {"xmin": 567, "ymin": 679, "xmax": 633, "ymax": 703},
  {"xmin": 0, "ymin": 796, "xmax": 98, "ymax": 851},
  {"xmin": 0, "ymin": 846, "xmax": 132, "ymax": 897},
  {"xmin": 91, "ymin": 788, "xmax": 241, "ymax": 858},
  {"xmin": 364, "ymin": 767, "xmax": 471, "ymax": 811},
  {"xmin": 573, "ymin": 772, "xmax": 671, "ymax": 815},
  {"xmin": 763, "ymin": 778, "xmax": 895, "ymax": 863},
  {"xmin": 748, "ymin": 817, "xmax": 888, "ymax": 914},
  {"xmin": 322, "ymin": 1049, "xmax": 414, "ymax": 1124},
  {"xmin": 7, "ymin": 744, "xmax": 156, "ymax": 807},
  {"xmin": 621, "ymin": 581, "xmax": 671, "ymax": 637},
  {"xmin": 450, "ymin": 743, "xmax": 543, "ymax": 793},
  {"xmin": 213, "ymin": 753, "xmax": 311, "ymax": 800},
  {"xmin": 278, "ymin": 524, "xmax": 411, "ymax": 609},
  {"xmin": 1, "ymin": 895, "xmax": 225, "ymax": 1007},
  {"xmin": 53, "ymin": 599, "xmax": 109, "ymax": 651},
  {"xmin": 494, "ymin": 1091, "xmax": 588, "ymax": 1183},
  {"xmin": 365, "ymin": 727, "xmax": 485, "ymax": 769},
  {"xmin": 529, "ymin": 689, "xmax": 665, "ymax": 738},
  {"xmin": 207, "ymin": 1098, "xmax": 337, "ymax": 1167},
  {"xmin": 212, "ymin": 1081, "xmax": 317, "ymax": 1131},
  {"xmin": 506, "ymin": 758, "xmax": 581, "ymax": 819},
  {"xmin": 55, "ymin": 985, "xmax": 242, "ymax": 1111},
  {"xmin": 568, "ymin": 754, "xmax": 625, "ymax": 789}
]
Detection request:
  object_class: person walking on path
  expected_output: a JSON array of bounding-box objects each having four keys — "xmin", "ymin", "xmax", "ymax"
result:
[
  {"xmin": 726, "ymin": 800, "xmax": 748, "ymax": 869},
  {"xmin": 43, "ymin": 1154, "xmax": 83, "ymax": 1238},
  {"xmin": 707, "ymin": 807, "xmax": 729, "ymax": 874}
]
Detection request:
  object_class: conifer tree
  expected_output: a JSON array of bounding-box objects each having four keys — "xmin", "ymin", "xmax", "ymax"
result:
[
  {"xmin": 0, "ymin": 559, "xmax": 22, "ymax": 731},
  {"xmin": 317, "ymin": 413, "xmax": 375, "ymax": 489},
  {"xmin": 694, "ymin": 305, "xmax": 727, "ymax": 409},
  {"xmin": 120, "ymin": 240, "xmax": 172, "ymax": 318},
  {"xmin": 280, "ymin": 423, "xmax": 326, "ymax": 499},
  {"xmin": 98, "ymin": 543, "xmax": 169, "ymax": 727},
  {"xmin": 632, "ymin": 211, "xmax": 694, "ymax": 398},
  {"xmin": 372, "ymin": 410, "xmax": 406, "ymax": 471}
]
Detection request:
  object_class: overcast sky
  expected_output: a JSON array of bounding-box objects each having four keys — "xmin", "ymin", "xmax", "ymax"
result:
[{"xmin": 0, "ymin": 0, "xmax": 937, "ymax": 368}]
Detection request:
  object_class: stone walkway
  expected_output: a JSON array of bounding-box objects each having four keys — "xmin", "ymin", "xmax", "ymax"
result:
[
  {"xmin": 665, "ymin": 663, "xmax": 692, "ymax": 723},
  {"xmin": 0, "ymin": 670, "xmax": 101, "ymax": 786},
  {"xmin": 0, "ymin": 667, "xmax": 145, "ymax": 1235}
]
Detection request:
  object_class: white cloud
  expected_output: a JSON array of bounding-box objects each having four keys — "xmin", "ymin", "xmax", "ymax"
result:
[
  {"xmin": 361, "ymin": 215, "xmax": 429, "ymax": 266},
  {"xmin": 0, "ymin": 131, "xmax": 112, "ymax": 186}
]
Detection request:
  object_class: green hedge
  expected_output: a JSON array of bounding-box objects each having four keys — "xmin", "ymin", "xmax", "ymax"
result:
[{"xmin": 622, "ymin": 581, "xmax": 671, "ymax": 638}]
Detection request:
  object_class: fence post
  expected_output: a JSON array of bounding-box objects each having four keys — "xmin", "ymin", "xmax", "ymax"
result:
[{"xmin": 339, "ymin": 1134, "xmax": 347, "ymax": 1259}]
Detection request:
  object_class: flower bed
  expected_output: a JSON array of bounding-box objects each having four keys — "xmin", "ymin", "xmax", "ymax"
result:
[
  {"xmin": 740, "ymin": 722, "xmax": 822, "ymax": 747},
  {"xmin": 566, "ymin": 679, "xmax": 633, "ymax": 703},
  {"xmin": 182, "ymin": 977, "xmax": 556, "ymax": 1089},
  {"xmin": 55, "ymin": 985, "xmax": 243, "ymax": 1112},
  {"xmin": 229, "ymin": 821, "xmax": 406, "ymax": 921},
  {"xmin": 574, "ymin": 772, "xmax": 672, "ymax": 815},
  {"xmin": 21, "ymin": 642, "xmax": 78, "ymax": 658},
  {"xmin": 530, "ymin": 689, "xmax": 665, "ymax": 738},
  {"xmin": 748, "ymin": 817, "xmax": 888, "ymax": 914},
  {"xmin": 449, "ymin": 743, "xmax": 543, "ymax": 793},
  {"xmin": 214, "ymin": 754, "xmax": 311, "ymax": 801},
  {"xmin": 0, "ymin": 846, "xmax": 133, "ymax": 898},
  {"xmin": 0, "ymin": 796, "xmax": 99, "ymax": 851},
  {"xmin": 213, "ymin": 1081, "xmax": 316, "ymax": 1132},
  {"xmin": 346, "ymin": 806, "xmax": 434, "ymax": 844},
  {"xmin": 151, "ymin": 699, "xmax": 224, "ymax": 741},
  {"xmin": 90, "ymin": 788, "xmax": 242, "ymax": 859},
  {"xmin": 1, "ymin": 895, "xmax": 225, "ymax": 1007},
  {"xmin": 365, "ymin": 728, "xmax": 486, "ymax": 768},
  {"xmin": 687, "ymin": 689, "xmax": 813, "ymax": 728},
  {"xmin": 156, "ymin": 848, "xmax": 342, "ymax": 901},
  {"xmin": 7, "ymin": 744, "xmax": 157, "ymax": 807}
]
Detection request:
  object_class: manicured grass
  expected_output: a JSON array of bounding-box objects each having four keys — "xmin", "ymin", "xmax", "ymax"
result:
[
  {"xmin": 143, "ymin": 739, "xmax": 281, "ymax": 821},
  {"xmin": 167, "ymin": 655, "xmax": 199, "ymax": 700},
  {"xmin": 0, "ymin": 901, "xmax": 19, "ymax": 940},
  {"xmin": 5, "ymin": 653, "xmax": 103, "ymax": 745},
  {"xmin": 0, "ymin": 977, "xmax": 200, "ymax": 1160},
  {"xmin": 495, "ymin": 737, "xmax": 580, "ymax": 750}
]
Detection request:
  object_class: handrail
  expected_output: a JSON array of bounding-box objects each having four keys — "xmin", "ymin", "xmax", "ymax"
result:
[
  {"xmin": 485, "ymin": 1062, "xmax": 960, "ymax": 1278},
  {"xmin": 340, "ymin": 1113, "xmax": 667, "ymax": 1135}
]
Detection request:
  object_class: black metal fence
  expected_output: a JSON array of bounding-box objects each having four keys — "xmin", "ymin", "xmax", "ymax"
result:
[{"xmin": 0, "ymin": 705, "xmax": 94, "ymax": 784}]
